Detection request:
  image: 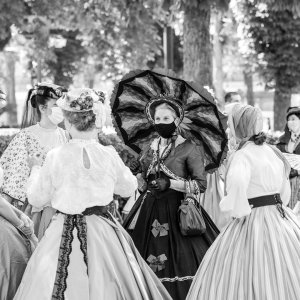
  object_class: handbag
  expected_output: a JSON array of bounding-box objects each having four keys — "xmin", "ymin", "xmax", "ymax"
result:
[{"xmin": 178, "ymin": 180, "xmax": 206, "ymax": 236}]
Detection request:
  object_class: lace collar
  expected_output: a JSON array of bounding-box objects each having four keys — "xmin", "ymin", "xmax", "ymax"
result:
[{"xmin": 69, "ymin": 138, "xmax": 97, "ymax": 144}]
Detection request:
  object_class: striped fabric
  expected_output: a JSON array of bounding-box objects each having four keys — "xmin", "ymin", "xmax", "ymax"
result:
[{"xmin": 187, "ymin": 206, "xmax": 300, "ymax": 300}]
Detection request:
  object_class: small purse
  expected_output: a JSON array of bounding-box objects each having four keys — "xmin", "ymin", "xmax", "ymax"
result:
[{"xmin": 178, "ymin": 181, "xmax": 206, "ymax": 236}]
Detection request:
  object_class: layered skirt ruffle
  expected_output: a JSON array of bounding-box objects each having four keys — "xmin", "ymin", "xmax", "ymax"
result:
[
  {"xmin": 187, "ymin": 206, "xmax": 300, "ymax": 300},
  {"xmin": 14, "ymin": 213, "xmax": 171, "ymax": 300}
]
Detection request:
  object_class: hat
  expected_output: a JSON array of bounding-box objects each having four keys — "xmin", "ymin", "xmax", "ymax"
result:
[
  {"xmin": 57, "ymin": 88, "xmax": 105, "ymax": 112},
  {"xmin": 30, "ymin": 82, "xmax": 67, "ymax": 108},
  {"xmin": 57, "ymin": 88, "xmax": 106, "ymax": 128},
  {"xmin": 286, "ymin": 107, "xmax": 300, "ymax": 120},
  {"xmin": 145, "ymin": 95, "xmax": 184, "ymax": 125}
]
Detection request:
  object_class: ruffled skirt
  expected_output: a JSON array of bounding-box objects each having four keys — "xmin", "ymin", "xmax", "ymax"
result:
[
  {"xmin": 186, "ymin": 206, "xmax": 300, "ymax": 300},
  {"xmin": 14, "ymin": 213, "xmax": 171, "ymax": 300}
]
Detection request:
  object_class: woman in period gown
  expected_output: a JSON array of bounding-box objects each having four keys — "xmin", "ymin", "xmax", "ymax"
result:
[
  {"xmin": 124, "ymin": 97, "xmax": 219, "ymax": 300},
  {"xmin": 0, "ymin": 83, "xmax": 68, "ymax": 240},
  {"xmin": 0, "ymin": 165, "xmax": 37, "ymax": 300},
  {"xmin": 187, "ymin": 104, "xmax": 300, "ymax": 300},
  {"xmin": 14, "ymin": 89, "xmax": 171, "ymax": 300}
]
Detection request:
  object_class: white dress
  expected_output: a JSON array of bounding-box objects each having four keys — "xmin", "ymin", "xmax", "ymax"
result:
[
  {"xmin": 187, "ymin": 142, "xmax": 300, "ymax": 300},
  {"xmin": 14, "ymin": 139, "xmax": 171, "ymax": 300}
]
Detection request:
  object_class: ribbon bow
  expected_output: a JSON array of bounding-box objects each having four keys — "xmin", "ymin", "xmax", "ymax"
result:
[
  {"xmin": 147, "ymin": 254, "xmax": 167, "ymax": 272},
  {"xmin": 151, "ymin": 219, "xmax": 169, "ymax": 237}
]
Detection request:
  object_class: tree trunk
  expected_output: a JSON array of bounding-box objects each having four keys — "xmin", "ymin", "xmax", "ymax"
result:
[
  {"xmin": 243, "ymin": 70, "xmax": 254, "ymax": 106},
  {"xmin": 213, "ymin": 10, "xmax": 224, "ymax": 108},
  {"xmin": 183, "ymin": 1, "xmax": 212, "ymax": 87},
  {"xmin": 273, "ymin": 83, "xmax": 291, "ymax": 131},
  {"xmin": 163, "ymin": 25, "xmax": 174, "ymax": 71},
  {"xmin": 4, "ymin": 51, "xmax": 18, "ymax": 126}
]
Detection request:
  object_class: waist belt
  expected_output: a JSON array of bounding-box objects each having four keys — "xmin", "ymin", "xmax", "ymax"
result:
[
  {"xmin": 248, "ymin": 194, "xmax": 286, "ymax": 218},
  {"xmin": 57, "ymin": 205, "xmax": 112, "ymax": 220}
]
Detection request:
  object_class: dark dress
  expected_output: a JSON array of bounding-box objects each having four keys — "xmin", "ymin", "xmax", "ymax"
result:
[
  {"xmin": 276, "ymin": 128, "xmax": 300, "ymax": 208},
  {"xmin": 124, "ymin": 139, "xmax": 219, "ymax": 300}
]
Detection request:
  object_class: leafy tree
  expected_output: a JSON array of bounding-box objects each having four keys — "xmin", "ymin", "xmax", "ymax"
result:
[{"xmin": 233, "ymin": 0, "xmax": 300, "ymax": 130}]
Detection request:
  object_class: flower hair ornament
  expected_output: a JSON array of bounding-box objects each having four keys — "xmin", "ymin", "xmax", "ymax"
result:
[
  {"xmin": 57, "ymin": 88, "xmax": 106, "ymax": 128},
  {"xmin": 28, "ymin": 82, "xmax": 66, "ymax": 106}
]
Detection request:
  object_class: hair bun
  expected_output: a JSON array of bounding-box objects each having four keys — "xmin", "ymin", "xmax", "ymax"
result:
[{"xmin": 252, "ymin": 132, "xmax": 266, "ymax": 145}]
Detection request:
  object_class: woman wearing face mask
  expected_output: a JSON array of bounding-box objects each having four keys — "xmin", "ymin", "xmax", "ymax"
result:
[
  {"xmin": 276, "ymin": 107, "xmax": 300, "ymax": 209},
  {"xmin": 123, "ymin": 96, "xmax": 219, "ymax": 300},
  {"xmin": 0, "ymin": 82, "xmax": 68, "ymax": 240}
]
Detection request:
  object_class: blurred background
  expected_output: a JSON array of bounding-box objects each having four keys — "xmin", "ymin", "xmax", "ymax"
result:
[{"xmin": 0, "ymin": 0, "xmax": 300, "ymax": 134}]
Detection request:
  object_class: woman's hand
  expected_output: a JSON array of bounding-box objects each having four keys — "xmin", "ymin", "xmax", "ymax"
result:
[
  {"xmin": 149, "ymin": 177, "xmax": 170, "ymax": 191},
  {"xmin": 27, "ymin": 154, "xmax": 43, "ymax": 169},
  {"xmin": 130, "ymin": 160, "xmax": 141, "ymax": 175},
  {"xmin": 20, "ymin": 213, "xmax": 33, "ymax": 228},
  {"xmin": 17, "ymin": 214, "xmax": 34, "ymax": 237}
]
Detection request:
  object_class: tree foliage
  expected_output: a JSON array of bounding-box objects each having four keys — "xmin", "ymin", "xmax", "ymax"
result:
[{"xmin": 232, "ymin": 0, "xmax": 300, "ymax": 129}]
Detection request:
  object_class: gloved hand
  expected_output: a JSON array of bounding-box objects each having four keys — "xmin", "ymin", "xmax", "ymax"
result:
[
  {"xmin": 289, "ymin": 168, "xmax": 299, "ymax": 179},
  {"xmin": 149, "ymin": 177, "xmax": 170, "ymax": 192},
  {"xmin": 130, "ymin": 160, "xmax": 141, "ymax": 175}
]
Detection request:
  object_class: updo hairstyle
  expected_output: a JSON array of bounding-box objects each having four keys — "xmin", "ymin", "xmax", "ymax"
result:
[{"xmin": 63, "ymin": 110, "xmax": 96, "ymax": 131}]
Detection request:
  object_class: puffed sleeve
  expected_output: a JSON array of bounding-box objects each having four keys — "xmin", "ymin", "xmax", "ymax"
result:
[
  {"xmin": 186, "ymin": 144, "xmax": 207, "ymax": 192},
  {"xmin": 27, "ymin": 153, "xmax": 54, "ymax": 208},
  {"xmin": 0, "ymin": 131, "xmax": 30, "ymax": 202},
  {"xmin": 219, "ymin": 152, "xmax": 252, "ymax": 218},
  {"xmin": 112, "ymin": 150, "xmax": 138, "ymax": 197}
]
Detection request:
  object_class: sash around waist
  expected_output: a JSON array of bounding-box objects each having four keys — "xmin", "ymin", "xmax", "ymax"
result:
[
  {"xmin": 248, "ymin": 194, "xmax": 282, "ymax": 208},
  {"xmin": 56, "ymin": 204, "xmax": 111, "ymax": 216}
]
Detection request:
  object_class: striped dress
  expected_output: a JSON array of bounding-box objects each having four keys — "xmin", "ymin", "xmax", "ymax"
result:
[{"xmin": 187, "ymin": 142, "xmax": 300, "ymax": 300}]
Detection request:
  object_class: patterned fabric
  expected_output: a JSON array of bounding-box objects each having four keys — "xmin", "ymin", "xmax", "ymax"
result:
[
  {"xmin": 0, "ymin": 126, "xmax": 67, "ymax": 203},
  {"xmin": 0, "ymin": 130, "xmax": 47, "ymax": 202},
  {"xmin": 111, "ymin": 69, "xmax": 228, "ymax": 172},
  {"xmin": 52, "ymin": 215, "xmax": 88, "ymax": 299}
]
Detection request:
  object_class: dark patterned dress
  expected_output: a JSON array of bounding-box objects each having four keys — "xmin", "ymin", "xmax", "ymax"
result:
[{"xmin": 124, "ymin": 138, "xmax": 219, "ymax": 300}]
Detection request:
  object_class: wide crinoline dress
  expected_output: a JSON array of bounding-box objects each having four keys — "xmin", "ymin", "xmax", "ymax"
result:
[
  {"xmin": 124, "ymin": 137, "xmax": 219, "ymax": 300},
  {"xmin": 14, "ymin": 139, "xmax": 171, "ymax": 300},
  {"xmin": 187, "ymin": 142, "xmax": 300, "ymax": 300}
]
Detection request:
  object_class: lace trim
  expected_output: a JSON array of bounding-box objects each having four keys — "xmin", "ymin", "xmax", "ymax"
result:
[
  {"xmin": 52, "ymin": 215, "xmax": 89, "ymax": 299},
  {"xmin": 75, "ymin": 216, "xmax": 88, "ymax": 274},
  {"xmin": 52, "ymin": 215, "xmax": 75, "ymax": 299},
  {"xmin": 160, "ymin": 276, "xmax": 194, "ymax": 282}
]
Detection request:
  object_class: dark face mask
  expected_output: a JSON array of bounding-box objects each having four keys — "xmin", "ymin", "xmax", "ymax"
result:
[{"xmin": 154, "ymin": 122, "xmax": 177, "ymax": 139}]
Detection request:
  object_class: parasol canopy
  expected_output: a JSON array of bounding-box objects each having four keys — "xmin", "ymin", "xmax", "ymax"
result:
[{"xmin": 110, "ymin": 69, "xmax": 228, "ymax": 172}]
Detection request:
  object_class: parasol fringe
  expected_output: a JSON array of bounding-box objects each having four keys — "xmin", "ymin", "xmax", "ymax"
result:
[{"xmin": 109, "ymin": 69, "xmax": 229, "ymax": 172}]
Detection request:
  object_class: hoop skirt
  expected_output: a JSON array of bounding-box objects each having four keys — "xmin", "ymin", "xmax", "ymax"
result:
[
  {"xmin": 14, "ymin": 213, "xmax": 171, "ymax": 300},
  {"xmin": 124, "ymin": 178, "xmax": 219, "ymax": 300},
  {"xmin": 187, "ymin": 143, "xmax": 300, "ymax": 300}
]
